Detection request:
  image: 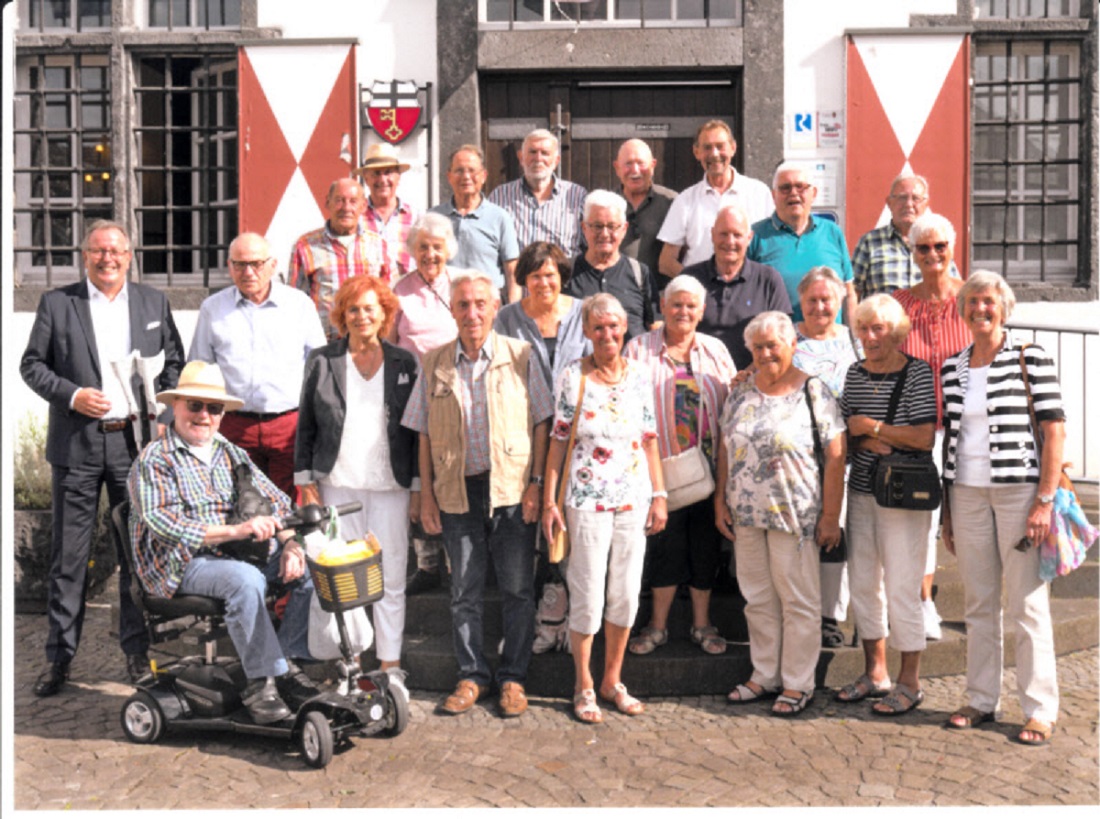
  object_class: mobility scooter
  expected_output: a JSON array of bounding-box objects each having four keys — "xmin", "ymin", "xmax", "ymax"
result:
[{"xmin": 114, "ymin": 501, "xmax": 408, "ymax": 768}]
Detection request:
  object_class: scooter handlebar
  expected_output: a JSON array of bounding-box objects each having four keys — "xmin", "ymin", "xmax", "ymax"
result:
[{"xmin": 280, "ymin": 501, "xmax": 363, "ymax": 532}]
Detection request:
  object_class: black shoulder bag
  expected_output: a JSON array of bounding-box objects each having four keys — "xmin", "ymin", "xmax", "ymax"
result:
[{"xmin": 870, "ymin": 359, "xmax": 942, "ymax": 511}]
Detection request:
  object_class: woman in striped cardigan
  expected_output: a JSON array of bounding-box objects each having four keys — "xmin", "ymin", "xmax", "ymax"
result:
[{"xmin": 940, "ymin": 270, "xmax": 1066, "ymax": 746}]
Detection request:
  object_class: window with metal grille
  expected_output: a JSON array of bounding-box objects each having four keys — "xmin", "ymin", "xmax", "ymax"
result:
[
  {"xmin": 20, "ymin": 0, "xmax": 112, "ymax": 31},
  {"xmin": 971, "ymin": 39, "xmax": 1084, "ymax": 286},
  {"xmin": 976, "ymin": 0, "xmax": 1087, "ymax": 18},
  {"xmin": 482, "ymin": 0, "xmax": 741, "ymax": 26},
  {"xmin": 147, "ymin": 0, "xmax": 241, "ymax": 29},
  {"xmin": 13, "ymin": 53, "xmax": 113, "ymax": 285},
  {"xmin": 133, "ymin": 52, "xmax": 238, "ymax": 285}
]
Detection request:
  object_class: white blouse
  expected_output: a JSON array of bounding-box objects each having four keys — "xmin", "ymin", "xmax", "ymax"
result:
[{"xmin": 324, "ymin": 356, "xmax": 399, "ymax": 491}]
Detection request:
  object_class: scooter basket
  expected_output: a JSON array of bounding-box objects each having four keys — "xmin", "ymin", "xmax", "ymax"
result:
[{"xmin": 307, "ymin": 553, "xmax": 384, "ymax": 613}]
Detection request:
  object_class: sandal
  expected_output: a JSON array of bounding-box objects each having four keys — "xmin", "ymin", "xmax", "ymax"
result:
[
  {"xmin": 1015, "ymin": 718, "xmax": 1055, "ymax": 746},
  {"xmin": 872, "ymin": 683, "xmax": 924, "ymax": 716},
  {"xmin": 599, "ymin": 682, "xmax": 644, "ymax": 716},
  {"xmin": 772, "ymin": 691, "xmax": 813, "ymax": 717},
  {"xmin": 727, "ymin": 682, "xmax": 779, "ymax": 704},
  {"xmin": 945, "ymin": 705, "xmax": 995, "ymax": 730},
  {"xmin": 690, "ymin": 625, "xmax": 727, "ymax": 655},
  {"xmin": 572, "ymin": 688, "xmax": 603, "ymax": 724},
  {"xmin": 834, "ymin": 673, "xmax": 891, "ymax": 703},
  {"xmin": 627, "ymin": 625, "xmax": 668, "ymax": 655}
]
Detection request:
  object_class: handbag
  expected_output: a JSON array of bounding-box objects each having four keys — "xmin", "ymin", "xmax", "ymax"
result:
[
  {"xmin": 660, "ymin": 366, "xmax": 715, "ymax": 512},
  {"xmin": 804, "ymin": 377, "xmax": 846, "ymax": 562},
  {"xmin": 1019, "ymin": 347, "xmax": 1098, "ymax": 581},
  {"xmin": 548, "ymin": 374, "xmax": 586, "ymax": 564},
  {"xmin": 870, "ymin": 359, "xmax": 942, "ymax": 511}
]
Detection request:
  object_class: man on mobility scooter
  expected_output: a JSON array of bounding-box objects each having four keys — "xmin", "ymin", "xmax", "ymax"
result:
[{"xmin": 128, "ymin": 361, "xmax": 319, "ymax": 724}]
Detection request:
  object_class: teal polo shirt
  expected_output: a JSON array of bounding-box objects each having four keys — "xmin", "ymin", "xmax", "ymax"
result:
[{"xmin": 747, "ymin": 214, "xmax": 853, "ymax": 322}]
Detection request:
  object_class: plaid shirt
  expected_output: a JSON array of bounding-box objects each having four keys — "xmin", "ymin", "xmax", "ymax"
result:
[
  {"xmin": 487, "ymin": 175, "xmax": 587, "ymax": 257},
  {"xmin": 364, "ymin": 198, "xmax": 419, "ymax": 279},
  {"xmin": 128, "ymin": 428, "xmax": 292, "ymax": 599},
  {"xmin": 287, "ymin": 221, "xmax": 386, "ymax": 338},
  {"xmin": 851, "ymin": 222, "xmax": 960, "ymax": 298}
]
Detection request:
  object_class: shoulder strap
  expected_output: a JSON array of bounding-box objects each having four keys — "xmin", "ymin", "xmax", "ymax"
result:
[
  {"xmin": 804, "ymin": 377, "xmax": 824, "ymax": 481},
  {"xmin": 1018, "ymin": 343, "xmax": 1043, "ymax": 460},
  {"xmin": 847, "ymin": 325, "xmax": 863, "ymax": 361},
  {"xmin": 556, "ymin": 372, "xmax": 587, "ymax": 509},
  {"xmin": 884, "ymin": 356, "xmax": 911, "ymax": 426},
  {"xmin": 626, "ymin": 256, "xmax": 643, "ymax": 290}
]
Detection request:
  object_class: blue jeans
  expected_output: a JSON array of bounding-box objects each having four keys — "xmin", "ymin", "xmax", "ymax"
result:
[
  {"xmin": 440, "ymin": 477, "xmax": 536, "ymax": 687},
  {"xmin": 177, "ymin": 554, "xmax": 289, "ymax": 680}
]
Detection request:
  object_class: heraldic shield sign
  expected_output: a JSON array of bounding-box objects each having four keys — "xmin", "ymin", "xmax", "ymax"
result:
[{"xmin": 366, "ymin": 80, "xmax": 422, "ymax": 144}]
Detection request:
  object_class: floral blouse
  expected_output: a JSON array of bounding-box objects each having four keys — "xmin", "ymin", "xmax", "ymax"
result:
[
  {"xmin": 551, "ymin": 358, "xmax": 657, "ymax": 512},
  {"xmin": 793, "ymin": 329, "xmax": 862, "ymax": 398},
  {"xmin": 719, "ymin": 376, "xmax": 844, "ymax": 542}
]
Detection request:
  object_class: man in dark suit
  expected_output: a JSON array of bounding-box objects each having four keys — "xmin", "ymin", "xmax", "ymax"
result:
[{"xmin": 20, "ymin": 220, "xmax": 185, "ymax": 696}]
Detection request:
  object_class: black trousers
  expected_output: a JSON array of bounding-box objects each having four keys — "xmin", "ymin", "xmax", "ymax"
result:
[{"xmin": 46, "ymin": 425, "xmax": 147, "ymax": 664}]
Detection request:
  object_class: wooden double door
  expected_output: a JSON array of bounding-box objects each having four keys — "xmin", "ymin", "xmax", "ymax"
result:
[{"xmin": 481, "ymin": 71, "xmax": 743, "ymax": 196}]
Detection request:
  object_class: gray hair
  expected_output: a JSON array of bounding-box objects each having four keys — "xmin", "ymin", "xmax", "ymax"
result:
[
  {"xmin": 908, "ymin": 211, "xmax": 956, "ymax": 249},
  {"xmin": 772, "ymin": 161, "xmax": 812, "ymax": 189},
  {"xmin": 853, "ymin": 293, "xmax": 911, "ymax": 344},
  {"xmin": 662, "ymin": 275, "xmax": 706, "ymax": 307},
  {"xmin": 583, "ymin": 189, "xmax": 628, "ymax": 222},
  {"xmin": 743, "ymin": 311, "xmax": 797, "ymax": 348},
  {"xmin": 406, "ymin": 212, "xmax": 457, "ymax": 260},
  {"xmin": 82, "ymin": 219, "xmax": 130, "ymax": 252},
  {"xmin": 797, "ymin": 266, "xmax": 846, "ymax": 306},
  {"xmin": 449, "ymin": 269, "xmax": 499, "ymax": 301},
  {"xmin": 957, "ymin": 269, "xmax": 1016, "ymax": 322},
  {"xmin": 889, "ymin": 173, "xmax": 929, "ymax": 198},
  {"xmin": 326, "ymin": 177, "xmax": 365, "ymax": 201},
  {"xmin": 581, "ymin": 292, "xmax": 628, "ymax": 331},
  {"xmin": 522, "ymin": 128, "xmax": 559, "ymax": 155}
]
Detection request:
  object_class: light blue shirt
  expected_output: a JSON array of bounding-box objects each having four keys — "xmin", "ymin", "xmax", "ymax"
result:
[
  {"xmin": 429, "ymin": 197, "xmax": 520, "ymax": 290},
  {"xmin": 188, "ymin": 282, "xmax": 326, "ymax": 413}
]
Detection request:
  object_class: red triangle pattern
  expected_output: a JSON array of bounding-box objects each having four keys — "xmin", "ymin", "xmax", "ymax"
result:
[
  {"xmin": 908, "ymin": 42, "xmax": 970, "ymax": 276},
  {"xmin": 844, "ymin": 39, "xmax": 907, "ymax": 252},
  {"xmin": 298, "ymin": 49, "xmax": 358, "ymax": 214},
  {"xmin": 238, "ymin": 48, "xmax": 299, "ymax": 236}
]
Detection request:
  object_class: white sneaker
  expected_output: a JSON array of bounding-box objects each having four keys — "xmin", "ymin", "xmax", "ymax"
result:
[{"xmin": 923, "ymin": 599, "xmax": 943, "ymax": 640}]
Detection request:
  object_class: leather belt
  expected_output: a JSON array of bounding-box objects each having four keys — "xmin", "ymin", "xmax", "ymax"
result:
[
  {"xmin": 98, "ymin": 419, "xmax": 131, "ymax": 433},
  {"xmin": 231, "ymin": 409, "xmax": 296, "ymax": 422}
]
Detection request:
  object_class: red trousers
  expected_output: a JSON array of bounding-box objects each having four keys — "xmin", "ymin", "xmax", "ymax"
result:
[{"xmin": 219, "ymin": 410, "xmax": 299, "ymax": 503}]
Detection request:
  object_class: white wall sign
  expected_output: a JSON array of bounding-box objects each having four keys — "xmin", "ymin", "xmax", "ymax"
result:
[{"xmin": 818, "ymin": 110, "xmax": 843, "ymax": 148}]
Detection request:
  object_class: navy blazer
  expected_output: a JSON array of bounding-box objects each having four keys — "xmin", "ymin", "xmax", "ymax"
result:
[
  {"xmin": 294, "ymin": 338, "xmax": 419, "ymax": 489},
  {"xmin": 20, "ymin": 281, "xmax": 185, "ymax": 468}
]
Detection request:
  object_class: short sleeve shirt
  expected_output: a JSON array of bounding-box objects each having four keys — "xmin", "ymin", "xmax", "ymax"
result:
[{"xmin": 429, "ymin": 197, "xmax": 520, "ymax": 291}]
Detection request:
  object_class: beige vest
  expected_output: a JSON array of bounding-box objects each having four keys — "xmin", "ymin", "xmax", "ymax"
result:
[{"xmin": 422, "ymin": 332, "xmax": 535, "ymax": 514}]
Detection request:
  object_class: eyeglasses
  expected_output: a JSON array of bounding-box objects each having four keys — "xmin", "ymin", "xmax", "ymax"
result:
[
  {"xmin": 86, "ymin": 247, "xmax": 129, "ymax": 258},
  {"xmin": 184, "ymin": 399, "xmax": 226, "ymax": 416},
  {"xmin": 586, "ymin": 222, "xmax": 623, "ymax": 234},
  {"xmin": 776, "ymin": 182, "xmax": 812, "ymax": 195},
  {"xmin": 890, "ymin": 194, "xmax": 928, "ymax": 204},
  {"xmin": 229, "ymin": 258, "xmax": 271, "ymax": 272},
  {"xmin": 915, "ymin": 242, "xmax": 949, "ymax": 255}
]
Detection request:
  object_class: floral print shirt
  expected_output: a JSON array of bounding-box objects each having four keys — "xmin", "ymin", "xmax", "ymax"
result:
[
  {"xmin": 719, "ymin": 376, "xmax": 844, "ymax": 542},
  {"xmin": 551, "ymin": 358, "xmax": 657, "ymax": 511}
]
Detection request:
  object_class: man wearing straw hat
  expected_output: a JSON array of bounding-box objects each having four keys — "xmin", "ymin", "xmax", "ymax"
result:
[
  {"xmin": 357, "ymin": 143, "xmax": 420, "ymax": 279},
  {"xmin": 128, "ymin": 361, "xmax": 319, "ymax": 724}
]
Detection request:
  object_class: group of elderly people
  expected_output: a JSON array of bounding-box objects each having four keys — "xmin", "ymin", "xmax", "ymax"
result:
[{"xmin": 286, "ymin": 198, "xmax": 1066, "ymax": 745}]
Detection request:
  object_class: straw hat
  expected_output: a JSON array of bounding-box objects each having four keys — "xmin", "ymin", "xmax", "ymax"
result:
[
  {"xmin": 356, "ymin": 142, "xmax": 411, "ymax": 174},
  {"xmin": 156, "ymin": 361, "xmax": 244, "ymax": 412}
]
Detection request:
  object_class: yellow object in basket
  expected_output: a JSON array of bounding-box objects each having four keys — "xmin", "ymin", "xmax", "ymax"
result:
[{"xmin": 315, "ymin": 532, "xmax": 381, "ymax": 566}]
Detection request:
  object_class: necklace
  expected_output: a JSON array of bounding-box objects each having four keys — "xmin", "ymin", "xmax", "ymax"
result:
[{"xmin": 588, "ymin": 355, "xmax": 626, "ymax": 386}]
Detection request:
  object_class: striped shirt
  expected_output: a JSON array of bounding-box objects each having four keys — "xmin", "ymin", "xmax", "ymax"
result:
[
  {"xmin": 287, "ymin": 221, "xmax": 386, "ymax": 339},
  {"xmin": 487, "ymin": 175, "xmax": 587, "ymax": 257},
  {"xmin": 851, "ymin": 223, "xmax": 962, "ymax": 298},
  {"xmin": 892, "ymin": 288, "xmax": 971, "ymax": 429},
  {"xmin": 840, "ymin": 356, "xmax": 938, "ymax": 494},
  {"xmin": 941, "ymin": 337, "xmax": 1065, "ymax": 484},
  {"xmin": 365, "ymin": 198, "xmax": 419, "ymax": 279},
  {"xmin": 622, "ymin": 329, "xmax": 737, "ymax": 462},
  {"xmin": 128, "ymin": 429, "xmax": 292, "ymax": 598}
]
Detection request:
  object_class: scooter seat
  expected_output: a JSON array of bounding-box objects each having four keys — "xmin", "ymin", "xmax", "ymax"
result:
[{"xmin": 142, "ymin": 593, "xmax": 225, "ymax": 620}]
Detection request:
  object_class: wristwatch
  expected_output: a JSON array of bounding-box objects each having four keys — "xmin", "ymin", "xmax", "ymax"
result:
[
  {"xmin": 529, "ymin": 475, "xmax": 544, "ymax": 487},
  {"xmin": 872, "ymin": 421, "xmax": 882, "ymax": 438},
  {"xmin": 1037, "ymin": 492, "xmax": 1055, "ymax": 505},
  {"xmin": 652, "ymin": 490, "xmax": 669, "ymax": 499}
]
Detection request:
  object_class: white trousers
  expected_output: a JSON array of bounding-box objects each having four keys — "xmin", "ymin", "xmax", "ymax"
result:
[
  {"xmin": 949, "ymin": 483, "xmax": 1059, "ymax": 722},
  {"xmin": 924, "ymin": 429, "xmax": 945, "ymax": 577},
  {"xmin": 820, "ymin": 468, "xmax": 851, "ymax": 620},
  {"xmin": 319, "ymin": 483, "xmax": 410, "ymax": 663},
  {"xmin": 847, "ymin": 492, "xmax": 930, "ymax": 652},
  {"xmin": 733, "ymin": 526, "xmax": 821, "ymax": 694},
  {"xmin": 564, "ymin": 506, "xmax": 647, "ymax": 635}
]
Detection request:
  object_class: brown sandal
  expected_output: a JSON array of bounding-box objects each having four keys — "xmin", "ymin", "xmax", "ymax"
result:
[
  {"xmin": 945, "ymin": 705, "xmax": 995, "ymax": 730},
  {"xmin": 1016, "ymin": 718, "xmax": 1055, "ymax": 746}
]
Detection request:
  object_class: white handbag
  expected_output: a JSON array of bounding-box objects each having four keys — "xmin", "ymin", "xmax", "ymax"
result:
[{"xmin": 661, "ymin": 445, "xmax": 714, "ymax": 512}]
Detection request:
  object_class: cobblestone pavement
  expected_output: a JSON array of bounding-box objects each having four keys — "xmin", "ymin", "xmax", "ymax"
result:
[{"xmin": 8, "ymin": 594, "xmax": 1099, "ymax": 811}]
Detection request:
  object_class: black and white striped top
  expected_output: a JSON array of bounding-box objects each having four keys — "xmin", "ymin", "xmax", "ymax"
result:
[
  {"xmin": 941, "ymin": 337, "xmax": 1065, "ymax": 484},
  {"xmin": 840, "ymin": 356, "xmax": 938, "ymax": 494}
]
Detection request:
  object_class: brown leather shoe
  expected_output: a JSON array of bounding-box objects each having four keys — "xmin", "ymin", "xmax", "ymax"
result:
[
  {"xmin": 439, "ymin": 679, "xmax": 487, "ymax": 715},
  {"xmin": 498, "ymin": 681, "xmax": 528, "ymax": 718}
]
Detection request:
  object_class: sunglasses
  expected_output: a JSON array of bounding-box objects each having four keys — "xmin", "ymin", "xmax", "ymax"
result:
[
  {"xmin": 915, "ymin": 242, "xmax": 949, "ymax": 255},
  {"xmin": 777, "ymin": 182, "xmax": 812, "ymax": 194},
  {"xmin": 184, "ymin": 399, "xmax": 226, "ymax": 416}
]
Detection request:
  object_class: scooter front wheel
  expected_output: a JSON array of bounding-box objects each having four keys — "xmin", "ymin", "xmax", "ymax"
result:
[
  {"xmin": 121, "ymin": 691, "xmax": 165, "ymax": 744},
  {"xmin": 299, "ymin": 710, "xmax": 334, "ymax": 768},
  {"xmin": 383, "ymin": 681, "xmax": 410, "ymax": 737}
]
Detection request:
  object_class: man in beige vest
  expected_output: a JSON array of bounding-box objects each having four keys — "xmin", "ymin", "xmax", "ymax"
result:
[{"xmin": 401, "ymin": 270, "xmax": 554, "ymax": 719}]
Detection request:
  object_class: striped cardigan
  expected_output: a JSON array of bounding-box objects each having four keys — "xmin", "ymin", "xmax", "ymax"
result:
[{"xmin": 941, "ymin": 335, "xmax": 1065, "ymax": 484}]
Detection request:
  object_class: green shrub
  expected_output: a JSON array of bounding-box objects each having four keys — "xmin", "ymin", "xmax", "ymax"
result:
[{"xmin": 14, "ymin": 413, "xmax": 51, "ymax": 509}]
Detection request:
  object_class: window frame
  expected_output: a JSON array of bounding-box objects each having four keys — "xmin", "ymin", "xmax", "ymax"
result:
[
  {"xmin": 19, "ymin": 0, "xmax": 113, "ymax": 32},
  {"xmin": 145, "ymin": 0, "xmax": 241, "ymax": 31},
  {"xmin": 478, "ymin": 0, "xmax": 742, "ymax": 30}
]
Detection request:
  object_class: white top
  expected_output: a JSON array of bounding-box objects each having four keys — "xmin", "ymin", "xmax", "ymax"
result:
[
  {"xmin": 86, "ymin": 280, "xmax": 133, "ymax": 419},
  {"xmin": 325, "ymin": 357, "xmax": 400, "ymax": 491},
  {"xmin": 955, "ymin": 364, "xmax": 992, "ymax": 487},
  {"xmin": 656, "ymin": 171, "xmax": 774, "ymax": 268}
]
